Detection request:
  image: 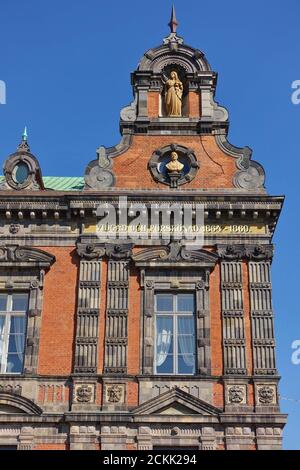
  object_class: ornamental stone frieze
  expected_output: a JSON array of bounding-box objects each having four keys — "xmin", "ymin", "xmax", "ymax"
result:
[{"xmin": 217, "ymin": 244, "xmax": 274, "ymax": 262}]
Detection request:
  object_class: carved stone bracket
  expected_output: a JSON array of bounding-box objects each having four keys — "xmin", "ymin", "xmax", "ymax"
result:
[
  {"xmin": 76, "ymin": 242, "xmax": 106, "ymax": 260},
  {"xmin": 106, "ymin": 243, "xmax": 133, "ymax": 260},
  {"xmin": 76, "ymin": 240, "xmax": 133, "ymax": 261},
  {"xmin": 217, "ymin": 244, "xmax": 274, "ymax": 262}
]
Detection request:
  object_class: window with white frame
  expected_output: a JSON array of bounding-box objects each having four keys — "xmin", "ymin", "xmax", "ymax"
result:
[
  {"xmin": 154, "ymin": 292, "xmax": 196, "ymax": 375},
  {"xmin": 0, "ymin": 293, "xmax": 28, "ymax": 374}
]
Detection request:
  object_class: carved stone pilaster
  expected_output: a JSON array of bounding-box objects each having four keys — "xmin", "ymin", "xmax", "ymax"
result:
[
  {"xmin": 104, "ymin": 245, "xmax": 132, "ymax": 374},
  {"xmin": 219, "ymin": 248, "xmax": 247, "ymax": 375},
  {"xmin": 196, "ymin": 270, "xmax": 211, "ymax": 375},
  {"xmin": 248, "ymin": 259, "xmax": 277, "ymax": 376},
  {"xmin": 74, "ymin": 244, "xmax": 103, "ymax": 374}
]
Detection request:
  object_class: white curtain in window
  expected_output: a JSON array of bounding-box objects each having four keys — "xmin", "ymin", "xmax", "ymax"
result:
[
  {"xmin": 0, "ymin": 317, "xmax": 4, "ymax": 358},
  {"xmin": 156, "ymin": 318, "xmax": 172, "ymax": 367},
  {"xmin": 178, "ymin": 317, "xmax": 195, "ymax": 367},
  {"xmin": 12, "ymin": 317, "xmax": 25, "ymax": 362}
]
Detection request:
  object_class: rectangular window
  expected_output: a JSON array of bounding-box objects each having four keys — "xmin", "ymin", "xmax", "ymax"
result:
[
  {"xmin": 0, "ymin": 293, "xmax": 28, "ymax": 374},
  {"xmin": 155, "ymin": 293, "xmax": 196, "ymax": 375}
]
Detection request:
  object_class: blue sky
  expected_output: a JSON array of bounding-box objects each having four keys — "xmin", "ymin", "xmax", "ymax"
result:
[{"xmin": 0, "ymin": 0, "xmax": 300, "ymax": 450}]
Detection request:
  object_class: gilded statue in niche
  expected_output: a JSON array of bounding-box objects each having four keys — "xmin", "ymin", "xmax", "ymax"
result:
[
  {"xmin": 163, "ymin": 71, "xmax": 183, "ymax": 117},
  {"xmin": 166, "ymin": 151, "xmax": 184, "ymax": 173}
]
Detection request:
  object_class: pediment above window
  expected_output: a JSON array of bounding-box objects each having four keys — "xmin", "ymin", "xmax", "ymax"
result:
[
  {"xmin": 132, "ymin": 243, "xmax": 218, "ymax": 268},
  {"xmin": 133, "ymin": 388, "xmax": 221, "ymax": 416},
  {"xmin": 0, "ymin": 244, "xmax": 55, "ymax": 268}
]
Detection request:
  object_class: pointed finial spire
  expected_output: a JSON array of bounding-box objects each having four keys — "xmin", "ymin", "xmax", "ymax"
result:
[
  {"xmin": 22, "ymin": 126, "xmax": 28, "ymax": 142},
  {"xmin": 18, "ymin": 126, "xmax": 30, "ymax": 151},
  {"xmin": 168, "ymin": 5, "xmax": 178, "ymax": 34}
]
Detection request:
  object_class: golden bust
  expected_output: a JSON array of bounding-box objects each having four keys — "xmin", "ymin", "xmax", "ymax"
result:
[
  {"xmin": 164, "ymin": 71, "xmax": 183, "ymax": 117},
  {"xmin": 166, "ymin": 152, "xmax": 184, "ymax": 173}
]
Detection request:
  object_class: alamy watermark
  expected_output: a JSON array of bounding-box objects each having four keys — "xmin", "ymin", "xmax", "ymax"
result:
[
  {"xmin": 291, "ymin": 80, "xmax": 300, "ymax": 105},
  {"xmin": 95, "ymin": 196, "xmax": 205, "ymax": 248},
  {"xmin": 291, "ymin": 340, "xmax": 300, "ymax": 365},
  {"xmin": 0, "ymin": 80, "xmax": 6, "ymax": 104}
]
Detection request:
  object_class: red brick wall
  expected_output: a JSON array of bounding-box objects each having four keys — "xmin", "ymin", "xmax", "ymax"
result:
[
  {"xmin": 34, "ymin": 444, "xmax": 67, "ymax": 450},
  {"xmin": 128, "ymin": 266, "xmax": 141, "ymax": 375},
  {"xmin": 127, "ymin": 381, "xmax": 139, "ymax": 407},
  {"xmin": 38, "ymin": 247, "xmax": 78, "ymax": 376},
  {"xmin": 113, "ymin": 135, "xmax": 236, "ymax": 189},
  {"xmin": 188, "ymin": 91, "xmax": 201, "ymax": 118},
  {"xmin": 148, "ymin": 91, "xmax": 159, "ymax": 117}
]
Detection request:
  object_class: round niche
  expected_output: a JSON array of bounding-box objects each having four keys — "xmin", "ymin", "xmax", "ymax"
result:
[{"xmin": 148, "ymin": 144, "xmax": 199, "ymax": 188}]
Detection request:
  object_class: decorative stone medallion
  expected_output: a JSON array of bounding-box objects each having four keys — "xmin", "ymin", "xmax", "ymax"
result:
[
  {"xmin": 257, "ymin": 385, "xmax": 277, "ymax": 405},
  {"xmin": 148, "ymin": 144, "xmax": 198, "ymax": 188},
  {"xmin": 105, "ymin": 384, "xmax": 125, "ymax": 404},
  {"xmin": 227, "ymin": 385, "xmax": 246, "ymax": 405},
  {"xmin": 74, "ymin": 384, "xmax": 95, "ymax": 403}
]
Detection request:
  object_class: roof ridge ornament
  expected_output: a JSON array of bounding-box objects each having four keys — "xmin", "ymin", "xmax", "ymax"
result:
[{"xmin": 163, "ymin": 5, "xmax": 184, "ymax": 50}]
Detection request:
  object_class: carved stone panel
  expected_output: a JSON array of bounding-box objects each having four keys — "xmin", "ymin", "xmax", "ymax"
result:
[
  {"xmin": 248, "ymin": 261, "xmax": 277, "ymax": 375},
  {"xmin": 74, "ymin": 384, "xmax": 95, "ymax": 404},
  {"xmin": 104, "ymin": 258, "xmax": 130, "ymax": 374},
  {"xmin": 73, "ymin": 257, "xmax": 102, "ymax": 373},
  {"xmin": 256, "ymin": 384, "xmax": 277, "ymax": 406},
  {"xmin": 220, "ymin": 259, "xmax": 247, "ymax": 375},
  {"xmin": 105, "ymin": 384, "xmax": 125, "ymax": 404},
  {"xmin": 226, "ymin": 385, "xmax": 247, "ymax": 405}
]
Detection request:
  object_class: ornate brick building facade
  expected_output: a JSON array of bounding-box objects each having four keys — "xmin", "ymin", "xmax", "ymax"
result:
[{"xmin": 0, "ymin": 9, "xmax": 286, "ymax": 450}]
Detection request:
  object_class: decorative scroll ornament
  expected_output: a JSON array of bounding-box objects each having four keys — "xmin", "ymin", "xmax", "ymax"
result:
[
  {"xmin": 245, "ymin": 245, "xmax": 274, "ymax": 261},
  {"xmin": 133, "ymin": 242, "xmax": 218, "ymax": 267},
  {"xmin": 217, "ymin": 244, "xmax": 274, "ymax": 262},
  {"xmin": 76, "ymin": 242, "xmax": 106, "ymax": 260},
  {"xmin": 105, "ymin": 243, "xmax": 133, "ymax": 260},
  {"xmin": 217, "ymin": 245, "xmax": 245, "ymax": 260},
  {"xmin": 0, "ymin": 244, "xmax": 55, "ymax": 266},
  {"xmin": 84, "ymin": 146, "xmax": 115, "ymax": 190},
  {"xmin": 214, "ymin": 132, "xmax": 265, "ymax": 192}
]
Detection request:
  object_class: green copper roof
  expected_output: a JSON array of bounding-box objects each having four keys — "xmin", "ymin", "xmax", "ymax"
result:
[
  {"xmin": 0, "ymin": 176, "xmax": 84, "ymax": 191},
  {"xmin": 42, "ymin": 177, "xmax": 84, "ymax": 191}
]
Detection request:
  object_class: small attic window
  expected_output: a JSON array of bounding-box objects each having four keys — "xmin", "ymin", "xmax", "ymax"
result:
[{"xmin": 12, "ymin": 162, "xmax": 29, "ymax": 185}]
